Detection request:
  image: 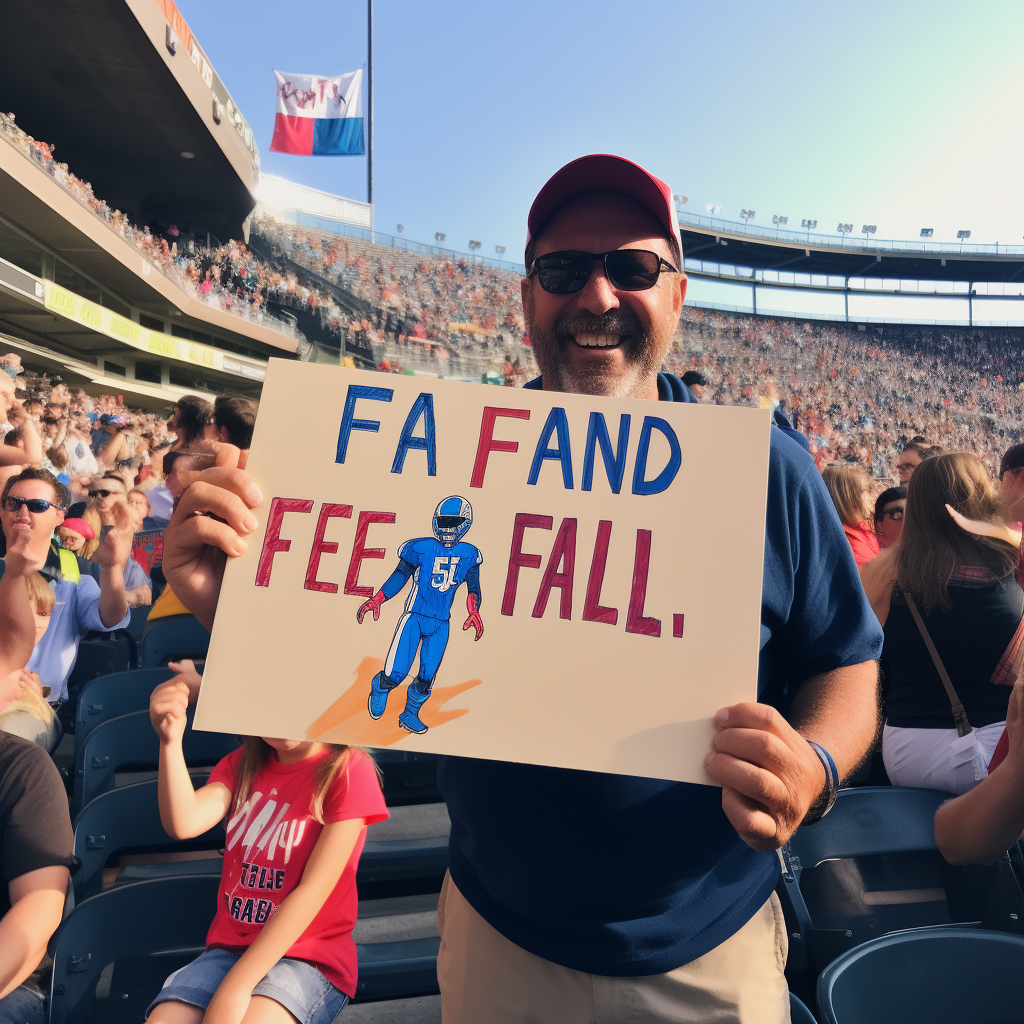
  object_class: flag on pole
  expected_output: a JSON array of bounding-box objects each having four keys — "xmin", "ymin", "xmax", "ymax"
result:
[{"xmin": 269, "ymin": 69, "xmax": 365, "ymax": 156}]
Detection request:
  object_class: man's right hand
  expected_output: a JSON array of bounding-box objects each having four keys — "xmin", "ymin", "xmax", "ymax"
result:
[
  {"xmin": 161, "ymin": 443, "xmax": 262, "ymax": 631},
  {"xmin": 3, "ymin": 529, "xmax": 50, "ymax": 579}
]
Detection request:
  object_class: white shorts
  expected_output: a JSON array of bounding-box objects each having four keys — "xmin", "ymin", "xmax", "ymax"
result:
[{"xmin": 882, "ymin": 721, "xmax": 1005, "ymax": 795}]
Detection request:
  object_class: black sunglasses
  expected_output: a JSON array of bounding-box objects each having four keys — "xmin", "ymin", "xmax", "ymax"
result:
[
  {"xmin": 89, "ymin": 489, "xmax": 121, "ymax": 499},
  {"xmin": 528, "ymin": 249, "xmax": 680, "ymax": 295},
  {"xmin": 3, "ymin": 496, "xmax": 62, "ymax": 514}
]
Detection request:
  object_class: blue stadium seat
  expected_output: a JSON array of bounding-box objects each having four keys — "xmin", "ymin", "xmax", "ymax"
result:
[
  {"xmin": 816, "ymin": 927, "xmax": 1024, "ymax": 1024},
  {"xmin": 126, "ymin": 603, "xmax": 151, "ymax": 642},
  {"xmin": 72, "ymin": 776, "xmax": 447, "ymax": 902},
  {"xmin": 139, "ymin": 614, "xmax": 209, "ymax": 668},
  {"xmin": 71, "ymin": 775, "xmax": 220, "ymax": 901},
  {"xmin": 74, "ymin": 667, "xmax": 173, "ymax": 740},
  {"xmin": 780, "ymin": 786, "xmax": 950, "ymax": 975},
  {"xmin": 72, "ymin": 708, "xmax": 237, "ymax": 816},
  {"xmin": 790, "ymin": 991, "xmax": 816, "ymax": 1024},
  {"xmin": 375, "ymin": 749, "xmax": 442, "ymax": 805},
  {"xmin": 48, "ymin": 875, "xmax": 440, "ymax": 1024},
  {"xmin": 48, "ymin": 874, "xmax": 219, "ymax": 1024}
]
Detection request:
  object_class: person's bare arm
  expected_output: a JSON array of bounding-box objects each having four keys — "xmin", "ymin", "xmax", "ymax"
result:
[
  {"xmin": 0, "ymin": 407, "xmax": 42, "ymax": 468},
  {"xmin": 0, "ymin": 866, "xmax": 69, "ymax": 999},
  {"xmin": 935, "ymin": 680, "xmax": 1024, "ymax": 864},
  {"xmin": 705, "ymin": 661, "xmax": 880, "ymax": 851},
  {"xmin": 859, "ymin": 545, "xmax": 897, "ymax": 626},
  {"xmin": 98, "ymin": 431, "xmax": 124, "ymax": 467}
]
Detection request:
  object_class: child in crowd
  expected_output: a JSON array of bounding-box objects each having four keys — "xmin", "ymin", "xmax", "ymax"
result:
[{"xmin": 146, "ymin": 676, "xmax": 388, "ymax": 1024}]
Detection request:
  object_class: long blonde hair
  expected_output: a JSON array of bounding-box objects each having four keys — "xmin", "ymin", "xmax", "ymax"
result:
[
  {"xmin": 822, "ymin": 463, "xmax": 874, "ymax": 527},
  {"xmin": 232, "ymin": 738, "xmax": 360, "ymax": 825},
  {"xmin": 80, "ymin": 508, "xmax": 102, "ymax": 559},
  {"xmin": 897, "ymin": 451, "xmax": 1018, "ymax": 614}
]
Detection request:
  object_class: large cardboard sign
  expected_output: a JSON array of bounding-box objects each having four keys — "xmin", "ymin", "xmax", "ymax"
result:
[{"xmin": 197, "ymin": 361, "xmax": 771, "ymax": 785}]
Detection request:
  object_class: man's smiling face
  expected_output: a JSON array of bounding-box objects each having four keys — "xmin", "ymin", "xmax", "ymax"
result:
[{"xmin": 521, "ymin": 190, "xmax": 686, "ymax": 400}]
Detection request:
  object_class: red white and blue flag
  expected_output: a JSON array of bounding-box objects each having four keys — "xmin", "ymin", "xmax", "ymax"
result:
[{"xmin": 269, "ymin": 69, "xmax": 365, "ymax": 156}]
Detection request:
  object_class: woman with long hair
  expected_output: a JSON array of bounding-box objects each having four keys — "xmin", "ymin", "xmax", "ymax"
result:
[
  {"xmin": 822, "ymin": 463, "xmax": 880, "ymax": 566},
  {"xmin": 866, "ymin": 452, "xmax": 1020, "ymax": 794}
]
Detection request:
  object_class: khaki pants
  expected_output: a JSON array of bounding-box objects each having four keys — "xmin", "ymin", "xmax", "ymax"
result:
[{"xmin": 437, "ymin": 874, "xmax": 790, "ymax": 1024}]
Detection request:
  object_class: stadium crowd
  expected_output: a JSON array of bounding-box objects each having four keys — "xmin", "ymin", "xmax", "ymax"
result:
[{"xmin": 4, "ymin": 152, "xmax": 1024, "ymax": 1024}]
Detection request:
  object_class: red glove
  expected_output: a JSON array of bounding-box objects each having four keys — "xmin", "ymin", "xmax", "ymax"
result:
[
  {"xmin": 463, "ymin": 593, "xmax": 484, "ymax": 641},
  {"xmin": 357, "ymin": 590, "xmax": 386, "ymax": 623}
]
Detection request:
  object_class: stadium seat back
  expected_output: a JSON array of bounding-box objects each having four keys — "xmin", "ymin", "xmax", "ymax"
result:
[
  {"xmin": 789, "ymin": 991, "xmax": 816, "ymax": 1024},
  {"xmin": 48, "ymin": 874, "xmax": 220, "ymax": 1024},
  {"xmin": 780, "ymin": 787, "xmax": 952, "ymax": 975},
  {"xmin": 126, "ymin": 604, "xmax": 151, "ymax": 641},
  {"xmin": 74, "ymin": 668, "xmax": 173, "ymax": 748},
  {"xmin": 816, "ymin": 926, "xmax": 1024, "ymax": 1024},
  {"xmin": 73, "ymin": 709, "xmax": 237, "ymax": 816},
  {"xmin": 72, "ymin": 776, "xmax": 221, "ymax": 902},
  {"xmin": 140, "ymin": 614, "xmax": 210, "ymax": 668}
]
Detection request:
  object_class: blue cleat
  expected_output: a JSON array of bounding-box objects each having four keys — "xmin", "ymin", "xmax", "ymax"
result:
[
  {"xmin": 398, "ymin": 686, "xmax": 430, "ymax": 735},
  {"xmin": 368, "ymin": 672, "xmax": 394, "ymax": 720}
]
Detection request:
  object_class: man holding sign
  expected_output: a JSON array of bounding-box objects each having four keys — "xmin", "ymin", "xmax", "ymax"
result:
[{"xmin": 164, "ymin": 155, "xmax": 882, "ymax": 1023}]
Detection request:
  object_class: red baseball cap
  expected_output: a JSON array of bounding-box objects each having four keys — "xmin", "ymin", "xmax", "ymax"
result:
[{"xmin": 526, "ymin": 154, "xmax": 681, "ymax": 259}]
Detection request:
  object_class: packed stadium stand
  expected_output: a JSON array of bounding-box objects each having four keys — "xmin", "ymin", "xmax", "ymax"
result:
[{"xmin": 5, "ymin": 4, "xmax": 1024, "ymax": 1024}]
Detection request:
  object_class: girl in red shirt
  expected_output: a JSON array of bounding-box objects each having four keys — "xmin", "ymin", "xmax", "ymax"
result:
[{"xmin": 146, "ymin": 678, "xmax": 388, "ymax": 1024}]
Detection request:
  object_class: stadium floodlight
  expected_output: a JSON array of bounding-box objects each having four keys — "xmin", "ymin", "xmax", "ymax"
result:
[
  {"xmin": 469, "ymin": 240, "xmax": 482, "ymax": 251},
  {"xmin": 920, "ymin": 228, "xmax": 934, "ymax": 238},
  {"xmin": 740, "ymin": 209, "xmax": 755, "ymax": 221},
  {"xmin": 180, "ymin": 151, "xmax": 194, "ymax": 160},
  {"xmin": 674, "ymin": 194, "xmax": 688, "ymax": 205},
  {"xmin": 396, "ymin": 224, "xmax": 404, "ymax": 233},
  {"xmin": 772, "ymin": 215, "xmax": 788, "ymax": 226},
  {"xmin": 495, "ymin": 245, "xmax": 506, "ymax": 254},
  {"xmin": 862, "ymin": 225, "xmax": 877, "ymax": 239},
  {"xmin": 801, "ymin": 219, "xmax": 817, "ymax": 230},
  {"xmin": 837, "ymin": 223, "xmax": 853, "ymax": 235},
  {"xmin": 957, "ymin": 230, "xmax": 971, "ymax": 239},
  {"xmin": 706, "ymin": 203, "xmax": 723, "ymax": 216},
  {"xmin": 435, "ymin": 232, "xmax": 446, "ymax": 243}
]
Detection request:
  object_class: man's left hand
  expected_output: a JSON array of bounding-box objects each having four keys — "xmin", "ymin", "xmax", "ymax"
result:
[
  {"xmin": 92, "ymin": 500, "xmax": 135, "ymax": 572},
  {"xmin": 704, "ymin": 701, "xmax": 826, "ymax": 851}
]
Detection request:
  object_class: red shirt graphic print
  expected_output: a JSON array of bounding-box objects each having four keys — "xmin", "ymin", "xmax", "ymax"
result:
[{"xmin": 205, "ymin": 747, "xmax": 388, "ymax": 997}]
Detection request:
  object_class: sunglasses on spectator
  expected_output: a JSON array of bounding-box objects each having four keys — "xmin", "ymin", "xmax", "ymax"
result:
[
  {"xmin": 2, "ymin": 496, "xmax": 62, "ymax": 513},
  {"xmin": 528, "ymin": 250, "xmax": 680, "ymax": 295},
  {"xmin": 88, "ymin": 489, "xmax": 122, "ymax": 498}
]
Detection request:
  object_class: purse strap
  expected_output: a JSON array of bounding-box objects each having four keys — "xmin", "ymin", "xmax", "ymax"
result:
[{"xmin": 904, "ymin": 591, "xmax": 973, "ymax": 737}]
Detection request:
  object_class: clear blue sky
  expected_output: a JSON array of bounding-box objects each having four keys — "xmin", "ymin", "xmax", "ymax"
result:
[{"xmin": 178, "ymin": 0, "xmax": 1024, "ymax": 257}]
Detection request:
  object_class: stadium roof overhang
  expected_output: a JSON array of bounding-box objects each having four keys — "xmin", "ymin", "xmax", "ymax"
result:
[
  {"xmin": 680, "ymin": 224, "xmax": 1024, "ymax": 284},
  {"xmin": 0, "ymin": 0, "xmax": 257, "ymax": 242},
  {"xmin": 0, "ymin": 139, "xmax": 297, "ymax": 358}
]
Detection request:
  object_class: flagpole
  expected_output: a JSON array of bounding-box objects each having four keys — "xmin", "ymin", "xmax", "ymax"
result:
[{"xmin": 367, "ymin": 0, "xmax": 374, "ymax": 236}]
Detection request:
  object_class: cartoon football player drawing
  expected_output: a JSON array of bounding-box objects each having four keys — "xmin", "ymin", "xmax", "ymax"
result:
[{"xmin": 356, "ymin": 496, "xmax": 484, "ymax": 734}]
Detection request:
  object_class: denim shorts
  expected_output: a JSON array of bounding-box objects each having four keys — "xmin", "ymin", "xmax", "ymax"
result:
[{"xmin": 147, "ymin": 949, "xmax": 349, "ymax": 1024}]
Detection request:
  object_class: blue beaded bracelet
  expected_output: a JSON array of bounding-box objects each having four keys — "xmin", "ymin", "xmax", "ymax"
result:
[{"xmin": 805, "ymin": 741, "xmax": 840, "ymax": 823}]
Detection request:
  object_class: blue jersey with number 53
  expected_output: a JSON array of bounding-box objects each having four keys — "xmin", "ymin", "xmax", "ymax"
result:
[{"xmin": 396, "ymin": 537, "xmax": 483, "ymax": 620}]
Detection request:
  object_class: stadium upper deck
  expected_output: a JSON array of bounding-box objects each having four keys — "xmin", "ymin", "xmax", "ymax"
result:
[
  {"xmin": 679, "ymin": 210, "xmax": 1024, "ymax": 283},
  {"xmin": 0, "ymin": 0, "xmax": 308, "ymax": 406},
  {"xmin": 1, "ymin": 0, "xmax": 257, "ymax": 241}
]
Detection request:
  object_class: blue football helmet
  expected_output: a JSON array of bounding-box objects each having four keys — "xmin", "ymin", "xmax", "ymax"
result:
[{"xmin": 433, "ymin": 496, "xmax": 473, "ymax": 547}]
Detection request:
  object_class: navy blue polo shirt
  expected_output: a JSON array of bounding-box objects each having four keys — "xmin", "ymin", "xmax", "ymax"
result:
[{"xmin": 437, "ymin": 372, "xmax": 883, "ymax": 976}]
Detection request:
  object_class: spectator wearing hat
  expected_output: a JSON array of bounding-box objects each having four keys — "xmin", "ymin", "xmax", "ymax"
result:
[
  {"xmin": 681, "ymin": 369, "xmax": 707, "ymax": 399},
  {"xmin": 162, "ymin": 154, "xmax": 883, "ymax": 1023}
]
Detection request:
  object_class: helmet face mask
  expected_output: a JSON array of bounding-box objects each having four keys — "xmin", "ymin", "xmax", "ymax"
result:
[{"xmin": 433, "ymin": 495, "xmax": 473, "ymax": 547}]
